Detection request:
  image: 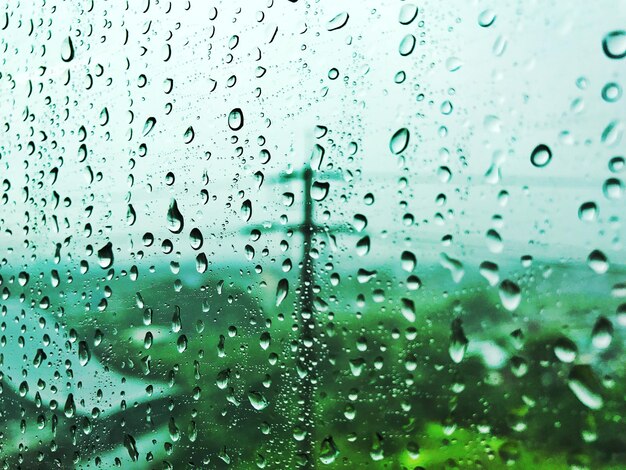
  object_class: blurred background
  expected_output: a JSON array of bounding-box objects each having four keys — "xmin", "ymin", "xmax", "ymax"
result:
[{"xmin": 0, "ymin": 0, "xmax": 624, "ymax": 468}]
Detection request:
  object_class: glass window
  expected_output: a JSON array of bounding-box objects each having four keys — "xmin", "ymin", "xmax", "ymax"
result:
[{"xmin": 0, "ymin": 1, "xmax": 624, "ymax": 468}]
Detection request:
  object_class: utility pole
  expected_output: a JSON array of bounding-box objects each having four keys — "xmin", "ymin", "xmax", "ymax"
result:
[{"xmin": 247, "ymin": 160, "xmax": 353, "ymax": 468}]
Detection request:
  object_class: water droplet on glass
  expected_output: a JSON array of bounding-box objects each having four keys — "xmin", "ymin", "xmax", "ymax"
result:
[
  {"xmin": 248, "ymin": 391, "xmax": 269, "ymax": 410},
  {"xmin": 499, "ymin": 279, "xmax": 521, "ymax": 311},
  {"xmin": 554, "ymin": 337, "xmax": 578, "ymax": 363},
  {"xmin": 400, "ymin": 298, "xmax": 416, "ymax": 322},
  {"xmin": 399, "ymin": 34, "xmax": 416, "ymax": 56},
  {"xmin": 602, "ymin": 30, "xmax": 626, "ymax": 59},
  {"xmin": 61, "ymin": 36, "xmax": 75, "ymax": 62},
  {"xmin": 228, "ymin": 108, "xmax": 244, "ymax": 131},
  {"xmin": 311, "ymin": 181, "xmax": 330, "ymax": 201},
  {"xmin": 97, "ymin": 242, "xmax": 114, "ymax": 269},
  {"xmin": 390, "ymin": 128, "xmax": 410, "ymax": 154},
  {"xmin": 319, "ymin": 436, "xmax": 340, "ymax": 464},
  {"xmin": 602, "ymin": 82, "xmax": 622, "ymax": 103},
  {"xmin": 241, "ymin": 199, "xmax": 253, "ymax": 221},
  {"xmin": 449, "ymin": 318, "xmax": 468, "ymax": 363},
  {"xmin": 184, "ymin": 126, "xmax": 195, "ymax": 144},
  {"xmin": 398, "ymin": 4, "xmax": 418, "ymax": 25},
  {"xmin": 568, "ymin": 365, "xmax": 603, "ymax": 410},
  {"xmin": 578, "ymin": 202, "xmax": 598, "ymax": 222},
  {"xmin": 167, "ymin": 199, "xmax": 184, "ymax": 233},
  {"xmin": 275, "ymin": 279, "xmax": 289, "ymax": 307},
  {"xmin": 530, "ymin": 144, "xmax": 552, "ymax": 167},
  {"xmin": 478, "ymin": 9, "xmax": 496, "ymax": 27},
  {"xmin": 401, "ymin": 251, "xmax": 416, "ymax": 272},
  {"xmin": 591, "ymin": 316, "xmax": 613, "ymax": 349},
  {"xmin": 587, "ymin": 249, "xmax": 608, "ymax": 274},
  {"xmin": 143, "ymin": 117, "xmax": 156, "ymax": 136},
  {"xmin": 327, "ymin": 12, "xmax": 349, "ymax": 31}
]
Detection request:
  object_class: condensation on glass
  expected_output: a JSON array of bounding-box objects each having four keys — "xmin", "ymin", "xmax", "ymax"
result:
[{"xmin": 0, "ymin": 0, "xmax": 624, "ymax": 468}]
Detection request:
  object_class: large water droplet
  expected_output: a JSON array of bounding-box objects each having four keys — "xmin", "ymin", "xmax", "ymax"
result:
[
  {"xmin": 228, "ymin": 108, "xmax": 244, "ymax": 131},
  {"xmin": 184, "ymin": 126, "xmax": 195, "ymax": 144},
  {"xmin": 97, "ymin": 242, "xmax": 114, "ymax": 269},
  {"xmin": 327, "ymin": 12, "xmax": 349, "ymax": 31},
  {"xmin": 311, "ymin": 181, "xmax": 330, "ymax": 201},
  {"xmin": 499, "ymin": 279, "xmax": 521, "ymax": 311},
  {"xmin": 390, "ymin": 128, "xmax": 410, "ymax": 154},
  {"xmin": 399, "ymin": 34, "xmax": 416, "ymax": 56},
  {"xmin": 554, "ymin": 337, "xmax": 577, "ymax": 363},
  {"xmin": 241, "ymin": 199, "xmax": 252, "ymax": 221},
  {"xmin": 530, "ymin": 144, "xmax": 552, "ymax": 168},
  {"xmin": 61, "ymin": 36, "xmax": 74, "ymax": 62},
  {"xmin": 478, "ymin": 9, "xmax": 496, "ymax": 27},
  {"xmin": 248, "ymin": 391, "xmax": 269, "ymax": 410},
  {"xmin": 400, "ymin": 298, "xmax": 416, "ymax": 322},
  {"xmin": 587, "ymin": 249, "xmax": 608, "ymax": 274},
  {"xmin": 398, "ymin": 4, "xmax": 418, "ymax": 25},
  {"xmin": 449, "ymin": 318, "xmax": 468, "ymax": 363},
  {"xmin": 276, "ymin": 279, "xmax": 289, "ymax": 307},
  {"xmin": 591, "ymin": 316, "xmax": 613, "ymax": 349},
  {"xmin": 578, "ymin": 202, "xmax": 598, "ymax": 222},
  {"xmin": 602, "ymin": 30, "xmax": 626, "ymax": 59},
  {"xmin": 167, "ymin": 199, "xmax": 184, "ymax": 233},
  {"xmin": 568, "ymin": 365, "xmax": 603, "ymax": 410}
]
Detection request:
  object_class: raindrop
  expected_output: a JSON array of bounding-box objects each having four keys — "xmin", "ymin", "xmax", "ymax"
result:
[
  {"xmin": 578, "ymin": 202, "xmax": 598, "ymax": 222},
  {"xmin": 61, "ymin": 36, "xmax": 75, "ymax": 62},
  {"xmin": 241, "ymin": 199, "xmax": 253, "ymax": 221},
  {"xmin": 568, "ymin": 365, "xmax": 603, "ymax": 410},
  {"xmin": 478, "ymin": 9, "xmax": 496, "ymax": 27},
  {"xmin": 143, "ymin": 117, "xmax": 156, "ymax": 136},
  {"xmin": 603, "ymin": 177, "xmax": 623, "ymax": 199},
  {"xmin": 445, "ymin": 57, "xmax": 463, "ymax": 72},
  {"xmin": 248, "ymin": 391, "xmax": 269, "ymax": 410},
  {"xmin": 276, "ymin": 279, "xmax": 288, "ymax": 307},
  {"xmin": 449, "ymin": 318, "xmax": 468, "ymax": 363},
  {"xmin": 602, "ymin": 30, "xmax": 626, "ymax": 59},
  {"xmin": 78, "ymin": 341, "xmax": 90, "ymax": 366},
  {"xmin": 587, "ymin": 249, "xmax": 608, "ymax": 274},
  {"xmin": 602, "ymin": 82, "xmax": 622, "ymax": 102},
  {"xmin": 97, "ymin": 242, "xmax": 114, "ymax": 269},
  {"xmin": 400, "ymin": 298, "xmax": 416, "ymax": 322},
  {"xmin": 228, "ymin": 108, "xmax": 244, "ymax": 131},
  {"xmin": 184, "ymin": 126, "xmax": 195, "ymax": 144},
  {"xmin": 390, "ymin": 128, "xmax": 410, "ymax": 154},
  {"xmin": 167, "ymin": 199, "xmax": 184, "ymax": 233},
  {"xmin": 327, "ymin": 12, "xmax": 349, "ymax": 31},
  {"xmin": 530, "ymin": 144, "xmax": 552, "ymax": 168},
  {"xmin": 356, "ymin": 236, "xmax": 370, "ymax": 256},
  {"xmin": 398, "ymin": 4, "xmax": 418, "ymax": 25},
  {"xmin": 401, "ymin": 251, "xmax": 416, "ymax": 272},
  {"xmin": 499, "ymin": 279, "xmax": 521, "ymax": 311},
  {"xmin": 311, "ymin": 181, "xmax": 330, "ymax": 201},
  {"xmin": 190, "ymin": 228, "xmax": 203, "ymax": 250},
  {"xmin": 591, "ymin": 316, "xmax": 613, "ymax": 349},
  {"xmin": 554, "ymin": 337, "xmax": 578, "ymax": 363},
  {"xmin": 399, "ymin": 34, "xmax": 416, "ymax": 56}
]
